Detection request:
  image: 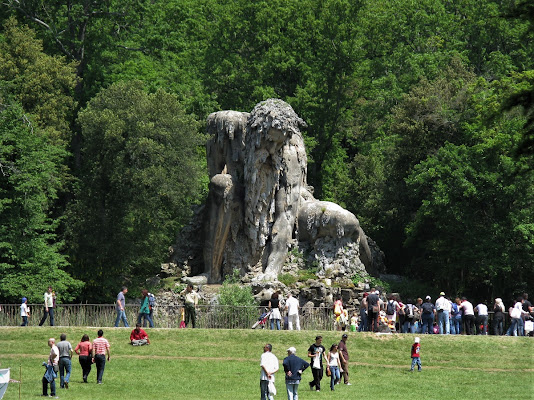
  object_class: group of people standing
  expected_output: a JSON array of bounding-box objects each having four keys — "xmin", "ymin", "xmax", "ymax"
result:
[
  {"xmin": 358, "ymin": 289, "xmax": 533, "ymax": 336},
  {"xmin": 260, "ymin": 334, "xmax": 351, "ymax": 400},
  {"xmin": 267, "ymin": 292, "xmax": 301, "ymax": 331},
  {"xmin": 41, "ymin": 330, "xmax": 111, "ymax": 397}
]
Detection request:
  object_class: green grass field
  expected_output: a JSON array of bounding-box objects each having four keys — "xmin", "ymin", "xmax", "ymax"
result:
[{"xmin": 0, "ymin": 327, "xmax": 532, "ymax": 400}]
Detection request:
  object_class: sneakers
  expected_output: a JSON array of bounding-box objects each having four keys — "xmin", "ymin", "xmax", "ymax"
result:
[{"xmin": 345, "ymin": 383, "xmax": 352, "ymax": 385}]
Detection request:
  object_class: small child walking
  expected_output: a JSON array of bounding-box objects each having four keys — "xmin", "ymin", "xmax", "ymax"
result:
[
  {"xmin": 410, "ymin": 337, "xmax": 422, "ymax": 371},
  {"xmin": 20, "ymin": 297, "xmax": 30, "ymax": 326}
]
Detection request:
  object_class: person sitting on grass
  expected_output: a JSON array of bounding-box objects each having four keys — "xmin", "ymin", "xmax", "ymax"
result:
[{"xmin": 130, "ymin": 323, "xmax": 150, "ymax": 346}]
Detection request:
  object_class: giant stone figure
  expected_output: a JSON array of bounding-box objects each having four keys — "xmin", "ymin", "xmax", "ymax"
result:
[{"xmin": 198, "ymin": 99, "xmax": 382, "ymax": 283}]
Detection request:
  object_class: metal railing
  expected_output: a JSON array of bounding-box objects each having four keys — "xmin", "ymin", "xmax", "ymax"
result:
[{"xmin": 0, "ymin": 304, "xmax": 336, "ymax": 330}]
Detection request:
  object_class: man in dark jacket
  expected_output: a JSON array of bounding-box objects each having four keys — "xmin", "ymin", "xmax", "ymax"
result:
[{"xmin": 283, "ymin": 347, "xmax": 309, "ymax": 400}]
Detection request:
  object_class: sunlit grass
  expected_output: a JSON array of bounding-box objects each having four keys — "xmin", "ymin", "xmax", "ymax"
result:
[{"xmin": 1, "ymin": 327, "xmax": 532, "ymax": 400}]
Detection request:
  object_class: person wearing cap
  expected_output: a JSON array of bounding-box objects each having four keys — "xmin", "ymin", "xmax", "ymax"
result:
[
  {"xmin": 435, "ymin": 292, "xmax": 451, "ymax": 334},
  {"xmin": 420, "ymin": 296, "xmax": 435, "ymax": 334},
  {"xmin": 410, "ymin": 337, "xmax": 422, "ymax": 371},
  {"xmin": 260, "ymin": 343, "xmax": 279, "ymax": 400},
  {"xmin": 20, "ymin": 297, "xmax": 30, "ymax": 326},
  {"xmin": 283, "ymin": 347, "xmax": 309, "ymax": 400},
  {"xmin": 338, "ymin": 334, "xmax": 351, "ymax": 385},
  {"xmin": 307, "ymin": 336, "xmax": 327, "ymax": 391}
]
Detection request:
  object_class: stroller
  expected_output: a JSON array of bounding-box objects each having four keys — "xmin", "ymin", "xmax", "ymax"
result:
[{"xmin": 252, "ymin": 310, "xmax": 271, "ymax": 329}]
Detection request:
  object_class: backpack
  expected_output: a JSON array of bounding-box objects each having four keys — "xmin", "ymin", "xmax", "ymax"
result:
[
  {"xmin": 148, "ymin": 293, "xmax": 156, "ymax": 309},
  {"xmin": 421, "ymin": 302, "xmax": 433, "ymax": 315},
  {"xmin": 386, "ymin": 300, "xmax": 395, "ymax": 315},
  {"xmin": 406, "ymin": 304, "xmax": 414, "ymax": 318}
]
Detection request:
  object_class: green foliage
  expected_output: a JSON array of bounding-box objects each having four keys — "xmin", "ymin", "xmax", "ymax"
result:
[
  {"xmin": 66, "ymin": 81, "xmax": 206, "ymax": 301},
  {"xmin": 217, "ymin": 270, "xmax": 256, "ymax": 306},
  {"xmin": 278, "ymin": 273, "xmax": 297, "ymax": 287},
  {"xmin": 0, "ymin": 99, "xmax": 83, "ymax": 303},
  {"xmin": 351, "ymin": 272, "xmax": 391, "ymax": 293}
]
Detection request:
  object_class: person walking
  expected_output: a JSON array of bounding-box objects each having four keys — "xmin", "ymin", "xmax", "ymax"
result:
[
  {"xmin": 181, "ymin": 284, "xmax": 199, "ymax": 328},
  {"xmin": 42, "ymin": 338, "xmax": 59, "ymax": 398},
  {"xmin": 20, "ymin": 297, "xmax": 30, "ymax": 326},
  {"xmin": 283, "ymin": 347, "xmax": 309, "ymax": 400},
  {"xmin": 338, "ymin": 334, "xmax": 351, "ymax": 385},
  {"xmin": 285, "ymin": 293, "xmax": 300, "ymax": 331},
  {"xmin": 410, "ymin": 337, "xmax": 422, "ymax": 371},
  {"xmin": 39, "ymin": 286, "xmax": 56, "ymax": 326},
  {"xmin": 137, "ymin": 289, "xmax": 154, "ymax": 328},
  {"xmin": 326, "ymin": 344, "xmax": 342, "ymax": 391},
  {"xmin": 260, "ymin": 343, "xmax": 279, "ymax": 400},
  {"xmin": 114, "ymin": 286, "xmax": 129, "ymax": 327},
  {"xmin": 307, "ymin": 335, "xmax": 327, "ymax": 392},
  {"xmin": 57, "ymin": 333, "xmax": 73, "ymax": 389},
  {"xmin": 74, "ymin": 334, "xmax": 92, "ymax": 383},
  {"xmin": 92, "ymin": 329, "xmax": 110, "ymax": 384},
  {"xmin": 435, "ymin": 292, "xmax": 451, "ymax": 334}
]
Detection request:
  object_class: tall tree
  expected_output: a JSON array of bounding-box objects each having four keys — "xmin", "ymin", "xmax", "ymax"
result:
[{"xmin": 66, "ymin": 81, "xmax": 206, "ymax": 301}]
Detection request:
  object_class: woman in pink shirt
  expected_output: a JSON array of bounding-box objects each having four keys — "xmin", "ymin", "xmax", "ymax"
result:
[{"xmin": 74, "ymin": 334, "xmax": 92, "ymax": 383}]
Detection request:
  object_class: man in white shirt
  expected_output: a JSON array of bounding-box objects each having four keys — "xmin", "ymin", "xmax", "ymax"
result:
[
  {"xmin": 474, "ymin": 302, "xmax": 489, "ymax": 335},
  {"xmin": 260, "ymin": 343, "xmax": 279, "ymax": 400},
  {"xmin": 285, "ymin": 293, "xmax": 300, "ymax": 331},
  {"xmin": 39, "ymin": 286, "xmax": 55, "ymax": 326},
  {"xmin": 42, "ymin": 338, "xmax": 59, "ymax": 397},
  {"xmin": 459, "ymin": 297, "xmax": 475, "ymax": 335},
  {"xmin": 435, "ymin": 292, "xmax": 452, "ymax": 334}
]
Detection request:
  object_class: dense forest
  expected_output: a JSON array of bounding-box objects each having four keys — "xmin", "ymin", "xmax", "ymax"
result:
[{"xmin": 0, "ymin": 0, "xmax": 532, "ymax": 303}]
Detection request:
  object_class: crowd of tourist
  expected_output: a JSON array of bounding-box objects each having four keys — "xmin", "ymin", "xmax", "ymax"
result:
[{"xmin": 357, "ymin": 289, "xmax": 534, "ymax": 336}]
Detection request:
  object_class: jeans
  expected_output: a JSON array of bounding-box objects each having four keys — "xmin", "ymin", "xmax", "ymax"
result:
[
  {"xmin": 493, "ymin": 318, "xmax": 504, "ymax": 335},
  {"xmin": 21, "ymin": 316, "xmax": 28, "ymax": 326},
  {"xmin": 286, "ymin": 382, "xmax": 300, "ymax": 400},
  {"xmin": 476, "ymin": 315, "xmax": 488, "ymax": 335},
  {"xmin": 115, "ymin": 309, "xmax": 129, "ymax": 327},
  {"xmin": 422, "ymin": 313, "xmax": 434, "ymax": 334},
  {"xmin": 137, "ymin": 312, "xmax": 154, "ymax": 328},
  {"xmin": 42, "ymin": 375, "xmax": 56, "ymax": 396},
  {"xmin": 59, "ymin": 357, "xmax": 72, "ymax": 387},
  {"xmin": 518, "ymin": 318, "xmax": 525, "ymax": 336},
  {"xmin": 329, "ymin": 366, "xmax": 340, "ymax": 390},
  {"xmin": 270, "ymin": 318, "xmax": 281, "ymax": 330},
  {"xmin": 450, "ymin": 315, "xmax": 461, "ymax": 334},
  {"xmin": 39, "ymin": 307, "xmax": 54, "ymax": 326},
  {"xmin": 94, "ymin": 354, "xmax": 106, "ymax": 383},
  {"xmin": 411, "ymin": 357, "xmax": 422, "ymax": 371},
  {"xmin": 437, "ymin": 310, "xmax": 450, "ymax": 334},
  {"xmin": 260, "ymin": 380, "xmax": 273, "ymax": 400},
  {"xmin": 78, "ymin": 355, "xmax": 92, "ymax": 381}
]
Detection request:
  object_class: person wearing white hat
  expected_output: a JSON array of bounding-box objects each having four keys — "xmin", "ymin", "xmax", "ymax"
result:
[
  {"xmin": 283, "ymin": 347, "xmax": 309, "ymax": 400},
  {"xmin": 410, "ymin": 337, "xmax": 422, "ymax": 371},
  {"xmin": 435, "ymin": 292, "xmax": 451, "ymax": 334}
]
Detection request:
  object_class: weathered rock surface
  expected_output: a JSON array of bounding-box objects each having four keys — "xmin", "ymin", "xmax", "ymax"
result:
[{"xmin": 168, "ymin": 99, "xmax": 385, "ymax": 287}]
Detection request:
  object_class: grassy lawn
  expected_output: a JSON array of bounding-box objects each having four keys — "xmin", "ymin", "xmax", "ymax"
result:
[{"xmin": 0, "ymin": 327, "xmax": 532, "ymax": 400}]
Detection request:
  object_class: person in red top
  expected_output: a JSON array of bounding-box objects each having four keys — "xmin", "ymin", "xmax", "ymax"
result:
[
  {"xmin": 74, "ymin": 334, "xmax": 92, "ymax": 383},
  {"xmin": 130, "ymin": 323, "xmax": 150, "ymax": 346},
  {"xmin": 410, "ymin": 337, "xmax": 422, "ymax": 371},
  {"xmin": 92, "ymin": 329, "xmax": 110, "ymax": 384}
]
